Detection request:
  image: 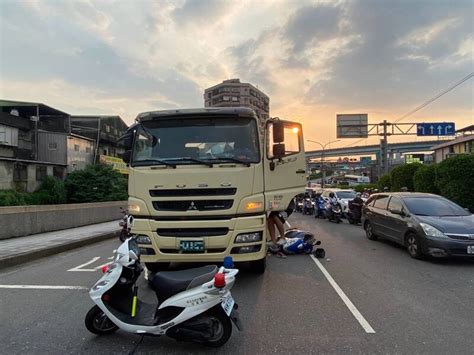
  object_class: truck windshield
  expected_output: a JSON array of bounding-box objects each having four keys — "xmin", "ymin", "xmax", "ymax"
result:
[{"xmin": 132, "ymin": 117, "xmax": 260, "ymax": 166}]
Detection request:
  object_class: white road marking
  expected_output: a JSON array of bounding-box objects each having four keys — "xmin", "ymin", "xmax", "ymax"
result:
[
  {"xmin": 0, "ymin": 285, "xmax": 88, "ymax": 290},
  {"xmin": 67, "ymin": 257, "xmax": 101, "ymax": 272},
  {"xmin": 310, "ymin": 254, "xmax": 376, "ymax": 334}
]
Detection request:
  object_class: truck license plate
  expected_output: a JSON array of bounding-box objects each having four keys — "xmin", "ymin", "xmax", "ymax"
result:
[
  {"xmin": 468, "ymin": 246, "xmax": 474, "ymax": 254},
  {"xmin": 180, "ymin": 240, "xmax": 204, "ymax": 252},
  {"xmin": 221, "ymin": 295, "xmax": 235, "ymax": 316}
]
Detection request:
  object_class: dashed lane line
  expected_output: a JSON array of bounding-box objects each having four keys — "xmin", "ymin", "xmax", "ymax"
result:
[{"xmin": 310, "ymin": 254, "xmax": 376, "ymax": 334}]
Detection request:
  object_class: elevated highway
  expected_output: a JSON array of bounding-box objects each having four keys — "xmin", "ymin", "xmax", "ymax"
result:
[{"xmin": 305, "ymin": 139, "xmax": 445, "ymax": 160}]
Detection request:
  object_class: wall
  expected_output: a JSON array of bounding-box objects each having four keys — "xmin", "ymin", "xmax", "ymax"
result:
[
  {"xmin": 38, "ymin": 131, "xmax": 67, "ymax": 165},
  {"xmin": 67, "ymin": 136, "xmax": 94, "ymax": 172},
  {"xmin": 0, "ymin": 200, "xmax": 126, "ymax": 239}
]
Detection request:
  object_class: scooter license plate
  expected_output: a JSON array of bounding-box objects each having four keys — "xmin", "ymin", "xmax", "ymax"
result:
[
  {"xmin": 221, "ymin": 295, "xmax": 235, "ymax": 317},
  {"xmin": 467, "ymin": 246, "xmax": 474, "ymax": 254}
]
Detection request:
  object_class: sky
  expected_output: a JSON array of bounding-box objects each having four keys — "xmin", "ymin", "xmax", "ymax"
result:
[{"xmin": 0, "ymin": 0, "xmax": 472, "ymax": 148}]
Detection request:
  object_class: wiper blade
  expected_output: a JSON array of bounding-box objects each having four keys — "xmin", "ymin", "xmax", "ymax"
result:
[
  {"xmin": 166, "ymin": 157, "xmax": 213, "ymax": 167},
  {"xmin": 210, "ymin": 157, "xmax": 251, "ymax": 167},
  {"xmin": 132, "ymin": 159, "xmax": 176, "ymax": 168}
]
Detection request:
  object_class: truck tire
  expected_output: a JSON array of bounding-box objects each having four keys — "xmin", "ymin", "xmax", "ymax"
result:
[{"xmin": 249, "ymin": 258, "xmax": 266, "ymax": 274}]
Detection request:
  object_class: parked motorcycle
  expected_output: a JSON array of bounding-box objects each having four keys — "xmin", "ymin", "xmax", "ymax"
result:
[
  {"xmin": 119, "ymin": 207, "xmax": 133, "ymax": 242},
  {"xmin": 85, "ymin": 237, "xmax": 242, "ymax": 347},
  {"xmin": 314, "ymin": 198, "xmax": 326, "ymax": 219},
  {"xmin": 346, "ymin": 200, "xmax": 362, "ymax": 225},
  {"xmin": 303, "ymin": 197, "xmax": 315, "ymax": 215},
  {"xmin": 326, "ymin": 202, "xmax": 342, "ymax": 223}
]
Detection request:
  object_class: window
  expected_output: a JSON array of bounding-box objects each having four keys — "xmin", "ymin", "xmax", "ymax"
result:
[
  {"xmin": 13, "ymin": 163, "xmax": 27, "ymax": 182},
  {"xmin": 74, "ymin": 144, "xmax": 79, "ymax": 152},
  {"xmin": 231, "ymin": 97, "xmax": 239, "ymax": 102},
  {"xmin": 267, "ymin": 122, "xmax": 301, "ymax": 158},
  {"xmin": 388, "ymin": 197, "xmax": 403, "ymax": 212},
  {"xmin": 403, "ymin": 197, "xmax": 469, "ymax": 216},
  {"xmin": 223, "ymin": 96, "xmax": 230, "ymax": 101},
  {"xmin": 48, "ymin": 142, "xmax": 57, "ymax": 150},
  {"xmin": 36, "ymin": 166, "xmax": 47, "ymax": 181},
  {"xmin": 85, "ymin": 146, "xmax": 91, "ymax": 153},
  {"xmin": 105, "ymin": 125, "xmax": 110, "ymax": 133},
  {"xmin": 366, "ymin": 195, "xmax": 377, "ymax": 206},
  {"xmin": 373, "ymin": 195, "xmax": 390, "ymax": 209},
  {"xmin": 53, "ymin": 167, "xmax": 64, "ymax": 179}
]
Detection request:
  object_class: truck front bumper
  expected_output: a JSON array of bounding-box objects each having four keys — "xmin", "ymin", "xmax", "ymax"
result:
[{"xmin": 132, "ymin": 214, "xmax": 267, "ymax": 263}]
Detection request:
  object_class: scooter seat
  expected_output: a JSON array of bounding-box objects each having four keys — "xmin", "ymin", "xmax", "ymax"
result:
[{"xmin": 151, "ymin": 265, "xmax": 218, "ymax": 303}]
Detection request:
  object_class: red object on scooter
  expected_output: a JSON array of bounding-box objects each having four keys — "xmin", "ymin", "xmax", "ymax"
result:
[
  {"xmin": 101, "ymin": 265, "xmax": 109, "ymax": 273},
  {"xmin": 214, "ymin": 273, "xmax": 226, "ymax": 288}
]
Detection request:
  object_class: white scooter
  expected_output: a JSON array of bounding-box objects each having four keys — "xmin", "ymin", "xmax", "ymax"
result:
[{"xmin": 85, "ymin": 237, "xmax": 241, "ymax": 347}]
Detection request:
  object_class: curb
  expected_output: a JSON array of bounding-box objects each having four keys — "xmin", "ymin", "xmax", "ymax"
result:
[{"xmin": 0, "ymin": 231, "xmax": 119, "ymax": 270}]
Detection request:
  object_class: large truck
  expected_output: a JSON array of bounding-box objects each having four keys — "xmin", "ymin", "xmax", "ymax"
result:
[{"xmin": 120, "ymin": 107, "xmax": 306, "ymax": 273}]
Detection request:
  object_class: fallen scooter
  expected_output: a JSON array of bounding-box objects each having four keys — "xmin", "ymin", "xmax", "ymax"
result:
[{"xmin": 85, "ymin": 237, "xmax": 241, "ymax": 347}]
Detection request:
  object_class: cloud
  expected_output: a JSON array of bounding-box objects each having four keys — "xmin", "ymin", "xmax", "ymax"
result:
[{"xmin": 0, "ymin": 0, "xmax": 472, "ymax": 142}]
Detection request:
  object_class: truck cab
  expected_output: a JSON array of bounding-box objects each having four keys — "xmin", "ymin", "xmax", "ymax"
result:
[{"xmin": 121, "ymin": 107, "xmax": 305, "ymax": 273}]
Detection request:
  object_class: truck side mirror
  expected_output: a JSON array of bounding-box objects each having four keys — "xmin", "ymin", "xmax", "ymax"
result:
[
  {"xmin": 122, "ymin": 150, "xmax": 132, "ymax": 164},
  {"xmin": 272, "ymin": 143, "xmax": 285, "ymax": 159},
  {"xmin": 273, "ymin": 121, "xmax": 285, "ymax": 143}
]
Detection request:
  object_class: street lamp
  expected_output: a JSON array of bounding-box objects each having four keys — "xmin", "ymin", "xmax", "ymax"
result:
[{"xmin": 307, "ymin": 139, "xmax": 340, "ymax": 189}]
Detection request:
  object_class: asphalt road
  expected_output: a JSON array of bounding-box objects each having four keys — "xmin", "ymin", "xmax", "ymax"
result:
[{"xmin": 1, "ymin": 213, "xmax": 473, "ymax": 354}]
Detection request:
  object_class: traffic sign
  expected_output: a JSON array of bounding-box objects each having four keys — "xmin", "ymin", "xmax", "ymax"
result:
[{"xmin": 416, "ymin": 122, "xmax": 455, "ymax": 136}]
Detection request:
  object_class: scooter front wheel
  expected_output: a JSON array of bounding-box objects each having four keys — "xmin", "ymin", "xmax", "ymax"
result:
[
  {"xmin": 85, "ymin": 305, "xmax": 118, "ymax": 335},
  {"xmin": 203, "ymin": 308, "xmax": 232, "ymax": 348}
]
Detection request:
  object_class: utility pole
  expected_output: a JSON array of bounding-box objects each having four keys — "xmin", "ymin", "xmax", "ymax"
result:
[
  {"xmin": 307, "ymin": 139, "xmax": 340, "ymax": 189},
  {"xmin": 380, "ymin": 120, "xmax": 389, "ymax": 175}
]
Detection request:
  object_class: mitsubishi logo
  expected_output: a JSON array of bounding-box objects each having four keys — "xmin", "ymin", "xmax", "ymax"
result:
[{"xmin": 188, "ymin": 202, "xmax": 198, "ymax": 210}]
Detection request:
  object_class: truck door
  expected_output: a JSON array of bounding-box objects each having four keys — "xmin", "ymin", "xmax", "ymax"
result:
[{"xmin": 264, "ymin": 120, "xmax": 306, "ymax": 212}]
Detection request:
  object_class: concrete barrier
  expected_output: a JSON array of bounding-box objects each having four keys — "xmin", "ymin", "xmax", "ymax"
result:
[{"xmin": 0, "ymin": 201, "xmax": 127, "ymax": 239}]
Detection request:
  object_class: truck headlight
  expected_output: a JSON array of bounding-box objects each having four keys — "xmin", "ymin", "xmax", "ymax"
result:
[
  {"xmin": 420, "ymin": 223, "xmax": 448, "ymax": 239},
  {"xmin": 235, "ymin": 232, "xmax": 262, "ymax": 243},
  {"xmin": 135, "ymin": 235, "xmax": 152, "ymax": 244},
  {"xmin": 128, "ymin": 204, "xmax": 140, "ymax": 214}
]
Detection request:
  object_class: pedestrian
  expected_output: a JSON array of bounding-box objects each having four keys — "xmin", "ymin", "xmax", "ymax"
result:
[{"xmin": 267, "ymin": 211, "xmax": 287, "ymax": 258}]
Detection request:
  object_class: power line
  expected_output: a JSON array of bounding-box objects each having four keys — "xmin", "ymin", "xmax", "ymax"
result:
[
  {"xmin": 395, "ymin": 72, "xmax": 473, "ymax": 123},
  {"xmin": 342, "ymin": 72, "xmax": 474, "ymax": 148}
]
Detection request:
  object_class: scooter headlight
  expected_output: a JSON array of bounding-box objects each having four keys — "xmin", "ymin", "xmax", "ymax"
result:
[{"xmin": 135, "ymin": 235, "xmax": 152, "ymax": 245}]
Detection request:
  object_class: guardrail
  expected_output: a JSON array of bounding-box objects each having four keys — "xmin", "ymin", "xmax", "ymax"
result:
[{"xmin": 0, "ymin": 201, "xmax": 127, "ymax": 240}]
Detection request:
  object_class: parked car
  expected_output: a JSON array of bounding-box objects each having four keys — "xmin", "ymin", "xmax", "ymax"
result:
[{"xmin": 362, "ymin": 192, "xmax": 474, "ymax": 259}]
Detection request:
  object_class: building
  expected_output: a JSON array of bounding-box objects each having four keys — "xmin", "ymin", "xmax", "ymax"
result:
[
  {"xmin": 204, "ymin": 79, "xmax": 270, "ymax": 132},
  {"xmin": 0, "ymin": 100, "xmax": 73, "ymax": 191},
  {"xmin": 432, "ymin": 125, "xmax": 473, "ymax": 163},
  {"xmin": 70, "ymin": 115, "xmax": 129, "ymax": 161}
]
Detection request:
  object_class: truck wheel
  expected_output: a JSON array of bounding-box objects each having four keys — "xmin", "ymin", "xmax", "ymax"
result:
[
  {"xmin": 249, "ymin": 258, "xmax": 266, "ymax": 274},
  {"xmin": 145, "ymin": 262, "xmax": 170, "ymax": 272}
]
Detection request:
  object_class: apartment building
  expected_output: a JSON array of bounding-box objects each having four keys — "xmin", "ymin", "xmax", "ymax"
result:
[{"xmin": 204, "ymin": 79, "xmax": 270, "ymax": 132}]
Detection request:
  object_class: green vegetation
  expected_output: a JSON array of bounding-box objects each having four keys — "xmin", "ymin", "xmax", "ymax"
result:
[
  {"xmin": 377, "ymin": 174, "xmax": 391, "ymax": 191},
  {"xmin": 0, "ymin": 176, "xmax": 67, "ymax": 206},
  {"xmin": 353, "ymin": 183, "xmax": 379, "ymax": 193},
  {"xmin": 413, "ymin": 164, "xmax": 439, "ymax": 194},
  {"xmin": 435, "ymin": 154, "xmax": 474, "ymax": 210},
  {"xmin": 65, "ymin": 164, "xmax": 128, "ymax": 203},
  {"xmin": 0, "ymin": 164, "xmax": 128, "ymax": 207},
  {"xmin": 390, "ymin": 163, "xmax": 422, "ymax": 192}
]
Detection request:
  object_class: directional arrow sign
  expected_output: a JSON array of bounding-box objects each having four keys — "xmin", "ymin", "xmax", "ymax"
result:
[{"xmin": 417, "ymin": 122, "xmax": 455, "ymax": 136}]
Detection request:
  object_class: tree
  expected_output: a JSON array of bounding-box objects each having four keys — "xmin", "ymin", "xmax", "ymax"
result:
[
  {"xmin": 413, "ymin": 164, "xmax": 439, "ymax": 194},
  {"xmin": 65, "ymin": 164, "xmax": 128, "ymax": 203},
  {"xmin": 390, "ymin": 163, "xmax": 422, "ymax": 192},
  {"xmin": 436, "ymin": 154, "xmax": 474, "ymax": 210},
  {"xmin": 377, "ymin": 174, "xmax": 391, "ymax": 191}
]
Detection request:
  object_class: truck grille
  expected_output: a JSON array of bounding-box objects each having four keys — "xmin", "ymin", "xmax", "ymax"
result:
[
  {"xmin": 157, "ymin": 228, "xmax": 229, "ymax": 237},
  {"xmin": 152, "ymin": 200, "xmax": 233, "ymax": 211},
  {"xmin": 150, "ymin": 188, "xmax": 236, "ymax": 197}
]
